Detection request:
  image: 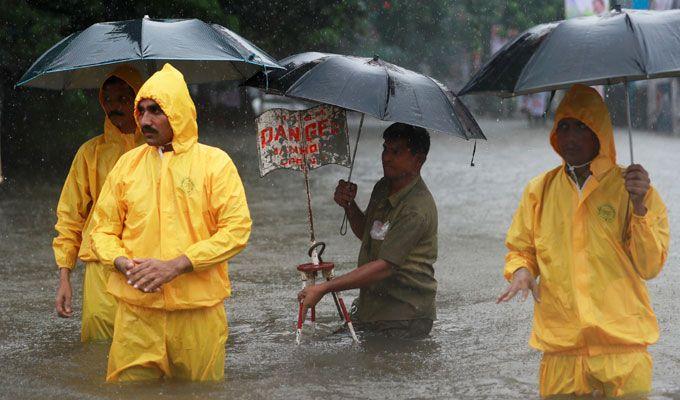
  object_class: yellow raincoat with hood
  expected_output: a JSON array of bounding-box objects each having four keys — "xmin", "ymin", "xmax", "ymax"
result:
[
  {"xmin": 504, "ymin": 85, "xmax": 669, "ymax": 397},
  {"xmin": 53, "ymin": 65, "xmax": 144, "ymax": 341},
  {"xmin": 90, "ymin": 63, "xmax": 251, "ymax": 381}
]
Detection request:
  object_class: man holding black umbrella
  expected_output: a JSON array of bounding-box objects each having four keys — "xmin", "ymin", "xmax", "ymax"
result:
[
  {"xmin": 298, "ymin": 123, "xmax": 438, "ymax": 338},
  {"xmin": 54, "ymin": 65, "xmax": 144, "ymax": 342},
  {"xmin": 497, "ymin": 85, "xmax": 669, "ymax": 397}
]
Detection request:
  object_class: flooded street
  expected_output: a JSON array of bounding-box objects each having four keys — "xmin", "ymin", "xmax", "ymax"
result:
[{"xmin": 1, "ymin": 117, "xmax": 678, "ymax": 399}]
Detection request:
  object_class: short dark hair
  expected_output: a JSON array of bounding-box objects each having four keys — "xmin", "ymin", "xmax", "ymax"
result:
[
  {"xmin": 102, "ymin": 75, "xmax": 127, "ymax": 89},
  {"xmin": 383, "ymin": 123, "xmax": 430, "ymax": 156}
]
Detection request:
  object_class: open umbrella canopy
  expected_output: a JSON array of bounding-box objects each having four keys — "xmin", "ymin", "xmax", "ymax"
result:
[
  {"xmin": 246, "ymin": 52, "xmax": 485, "ymax": 140},
  {"xmin": 458, "ymin": 22, "xmax": 559, "ymax": 97},
  {"xmin": 459, "ymin": 8, "xmax": 680, "ymax": 97},
  {"xmin": 16, "ymin": 16, "xmax": 282, "ymax": 89}
]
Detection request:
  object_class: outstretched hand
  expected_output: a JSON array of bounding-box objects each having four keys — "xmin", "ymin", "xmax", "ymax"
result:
[{"xmin": 497, "ymin": 267, "xmax": 540, "ymax": 304}]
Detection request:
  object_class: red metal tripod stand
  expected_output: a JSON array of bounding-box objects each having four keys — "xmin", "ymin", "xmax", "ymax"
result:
[{"xmin": 295, "ymin": 242, "xmax": 359, "ymax": 344}]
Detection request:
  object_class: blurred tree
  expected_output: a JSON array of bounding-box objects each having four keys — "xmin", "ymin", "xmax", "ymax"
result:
[
  {"xmin": 364, "ymin": 1, "xmax": 461, "ymax": 77},
  {"xmin": 364, "ymin": 1, "xmax": 563, "ymax": 69},
  {"xmin": 0, "ymin": 0, "xmax": 564, "ymax": 177},
  {"xmin": 0, "ymin": 0, "xmax": 226, "ymax": 177},
  {"xmin": 359, "ymin": 1, "xmax": 562, "ymax": 113},
  {"xmin": 455, "ymin": 0, "xmax": 563, "ymax": 55},
  {"xmin": 219, "ymin": 1, "xmax": 370, "ymax": 58},
  {"xmin": 0, "ymin": 0, "xmax": 369, "ymax": 176}
]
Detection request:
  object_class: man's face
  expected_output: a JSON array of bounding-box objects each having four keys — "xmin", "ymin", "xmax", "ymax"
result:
[
  {"xmin": 381, "ymin": 137, "xmax": 423, "ymax": 180},
  {"xmin": 592, "ymin": 0, "xmax": 606, "ymax": 14},
  {"xmin": 555, "ymin": 117, "xmax": 600, "ymax": 166},
  {"xmin": 137, "ymin": 99, "xmax": 173, "ymax": 147},
  {"xmin": 101, "ymin": 81, "xmax": 136, "ymax": 133}
]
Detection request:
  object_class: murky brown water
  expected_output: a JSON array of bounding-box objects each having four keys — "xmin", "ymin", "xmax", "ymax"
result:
[{"xmin": 1, "ymin": 118, "xmax": 678, "ymax": 399}]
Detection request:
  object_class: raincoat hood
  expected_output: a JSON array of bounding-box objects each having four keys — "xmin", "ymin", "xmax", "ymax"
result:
[
  {"xmin": 98, "ymin": 65, "xmax": 144, "ymax": 142},
  {"xmin": 550, "ymin": 84, "xmax": 616, "ymax": 176},
  {"xmin": 134, "ymin": 63, "xmax": 198, "ymax": 154}
]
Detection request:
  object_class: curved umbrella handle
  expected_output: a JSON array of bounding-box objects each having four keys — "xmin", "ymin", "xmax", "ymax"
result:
[
  {"xmin": 340, "ymin": 214, "xmax": 349, "ymax": 236},
  {"xmin": 308, "ymin": 241, "xmax": 326, "ymax": 263}
]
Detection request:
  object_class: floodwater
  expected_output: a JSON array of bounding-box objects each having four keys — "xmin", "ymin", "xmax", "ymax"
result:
[{"xmin": 1, "ymin": 118, "xmax": 678, "ymax": 399}]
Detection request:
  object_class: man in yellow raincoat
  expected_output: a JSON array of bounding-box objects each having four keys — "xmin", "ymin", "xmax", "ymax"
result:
[
  {"xmin": 497, "ymin": 84, "xmax": 669, "ymax": 397},
  {"xmin": 90, "ymin": 63, "xmax": 251, "ymax": 381},
  {"xmin": 54, "ymin": 65, "xmax": 144, "ymax": 341}
]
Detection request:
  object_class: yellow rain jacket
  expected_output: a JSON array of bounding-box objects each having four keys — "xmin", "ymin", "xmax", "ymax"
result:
[
  {"xmin": 504, "ymin": 84, "xmax": 670, "ymax": 356},
  {"xmin": 53, "ymin": 65, "xmax": 144, "ymax": 268},
  {"xmin": 90, "ymin": 63, "xmax": 252, "ymax": 311},
  {"xmin": 53, "ymin": 66, "xmax": 144, "ymax": 342}
]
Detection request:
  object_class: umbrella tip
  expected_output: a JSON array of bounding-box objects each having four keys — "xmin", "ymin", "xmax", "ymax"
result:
[
  {"xmin": 143, "ymin": 14, "xmax": 150, "ymax": 19},
  {"xmin": 613, "ymin": 3, "xmax": 622, "ymax": 12}
]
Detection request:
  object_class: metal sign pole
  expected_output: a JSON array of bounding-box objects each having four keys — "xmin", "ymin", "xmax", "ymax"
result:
[
  {"xmin": 300, "ymin": 110, "xmax": 317, "ymax": 253},
  {"xmin": 289, "ymin": 108, "xmax": 359, "ymax": 345},
  {"xmin": 625, "ymin": 79, "xmax": 635, "ymax": 164},
  {"xmin": 622, "ymin": 79, "xmax": 634, "ymax": 243},
  {"xmin": 0, "ymin": 90, "xmax": 4, "ymax": 184}
]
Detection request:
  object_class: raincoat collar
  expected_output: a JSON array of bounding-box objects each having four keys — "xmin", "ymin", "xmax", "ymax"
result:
[
  {"xmin": 98, "ymin": 65, "xmax": 144, "ymax": 146},
  {"xmin": 549, "ymin": 84, "xmax": 617, "ymax": 180},
  {"xmin": 134, "ymin": 63, "xmax": 198, "ymax": 154},
  {"xmin": 387, "ymin": 175, "xmax": 422, "ymax": 207}
]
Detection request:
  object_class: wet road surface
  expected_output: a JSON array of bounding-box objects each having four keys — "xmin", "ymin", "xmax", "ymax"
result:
[{"xmin": 1, "ymin": 117, "xmax": 678, "ymax": 399}]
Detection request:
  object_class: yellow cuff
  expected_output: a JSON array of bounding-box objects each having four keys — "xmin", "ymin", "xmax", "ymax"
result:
[{"xmin": 504, "ymin": 262, "xmax": 537, "ymax": 282}]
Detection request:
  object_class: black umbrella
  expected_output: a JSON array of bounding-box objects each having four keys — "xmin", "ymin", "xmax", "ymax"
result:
[
  {"xmin": 458, "ymin": 22, "xmax": 560, "ymax": 98},
  {"xmin": 245, "ymin": 52, "xmax": 484, "ymax": 140},
  {"xmin": 16, "ymin": 16, "xmax": 282, "ymax": 89},
  {"xmin": 459, "ymin": 7, "xmax": 680, "ymax": 163},
  {"xmin": 246, "ymin": 52, "xmax": 485, "ymax": 234}
]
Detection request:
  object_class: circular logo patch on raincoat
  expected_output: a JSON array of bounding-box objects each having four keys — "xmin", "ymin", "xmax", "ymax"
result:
[
  {"xmin": 598, "ymin": 204, "xmax": 616, "ymax": 222},
  {"xmin": 180, "ymin": 177, "xmax": 196, "ymax": 195}
]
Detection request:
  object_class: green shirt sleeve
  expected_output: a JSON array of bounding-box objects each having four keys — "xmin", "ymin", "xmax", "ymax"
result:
[{"xmin": 378, "ymin": 209, "xmax": 428, "ymax": 268}]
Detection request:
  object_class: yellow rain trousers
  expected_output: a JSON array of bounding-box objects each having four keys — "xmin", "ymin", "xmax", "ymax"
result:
[
  {"xmin": 504, "ymin": 84, "xmax": 669, "ymax": 397},
  {"xmin": 52, "ymin": 65, "xmax": 144, "ymax": 342},
  {"xmin": 107, "ymin": 301, "xmax": 227, "ymax": 381},
  {"xmin": 539, "ymin": 349, "xmax": 652, "ymax": 397},
  {"xmin": 90, "ymin": 63, "xmax": 252, "ymax": 381},
  {"xmin": 81, "ymin": 261, "xmax": 117, "ymax": 340}
]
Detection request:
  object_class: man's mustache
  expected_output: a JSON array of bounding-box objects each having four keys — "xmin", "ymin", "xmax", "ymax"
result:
[{"xmin": 142, "ymin": 125, "xmax": 158, "ymax": 134}]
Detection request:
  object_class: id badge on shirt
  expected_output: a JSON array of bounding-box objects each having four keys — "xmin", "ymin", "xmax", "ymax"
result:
[{"xmin": 370, "ymin": 220, "xmax": 390, "ymax": 241}]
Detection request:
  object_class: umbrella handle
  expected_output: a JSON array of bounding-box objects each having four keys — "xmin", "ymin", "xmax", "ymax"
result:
[
  {"xmin": 625, "ymin": 79, "xmax": 634, "ymax": 164},
  {"xmin": 340, "ymin": 213, "xmax": 349, "ymax": 236},
  {"xmin": 340, "ymin": 113, "xmax": 365, "ymax": 236},
  {"xmin": 543, "ymin": 90, "xmax": 556, "ymax": 119},
  {"xmin": 307, "ymin": 241, "xmax": 326, "ymax": 263}
]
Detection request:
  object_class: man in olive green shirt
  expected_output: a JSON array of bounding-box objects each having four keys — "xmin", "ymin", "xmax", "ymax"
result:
[{"xmin": 297, "ymin": 123, "xmax": 438, "ymax": 338}]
